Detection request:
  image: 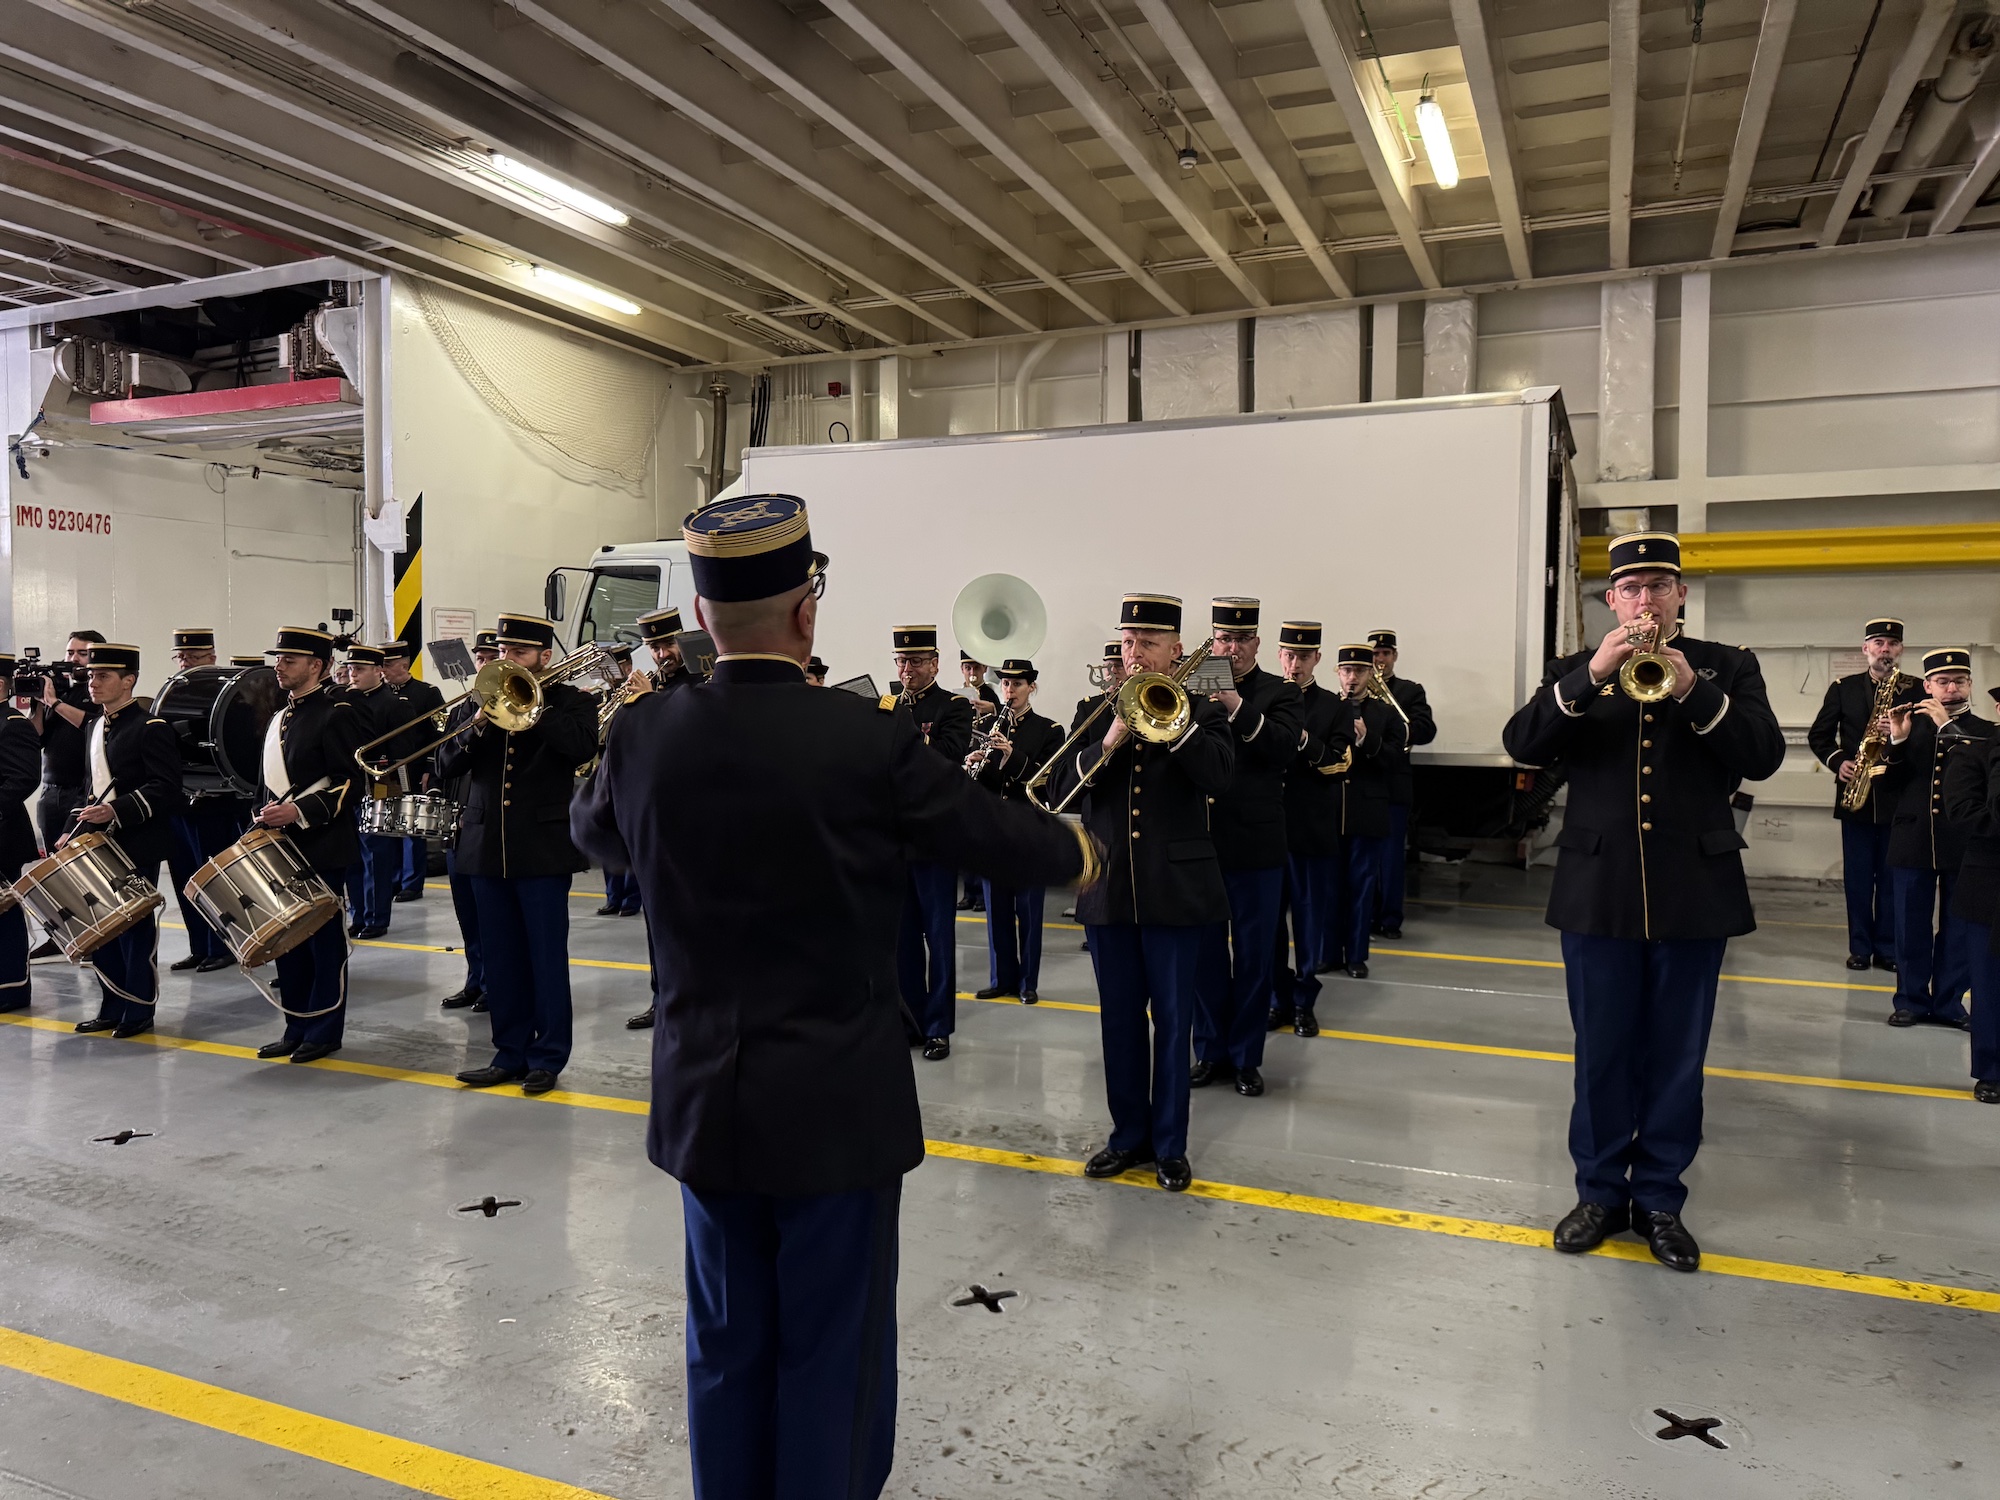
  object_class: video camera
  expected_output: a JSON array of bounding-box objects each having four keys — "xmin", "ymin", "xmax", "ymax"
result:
[{"xmin": 11, "ymin": 646, "xmax": 83, "ymax": 697}]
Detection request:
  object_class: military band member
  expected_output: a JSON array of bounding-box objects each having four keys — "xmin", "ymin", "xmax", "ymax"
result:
[
  {"xmin": 960, "ymin": 651, "xmax": 1001, "ymax": 710},
  {"xmin": 1192, "ymin": 598, "xmax": 1301, "ymax": 1097},
  {"xmin": 0, "ymin": 654, "xmax": 40, "ymax": 1013},
  {"xmin": 571, "ymin": 494, "xmax": 1089, "ymax": 1498},
  {"xmin": 250, "ymin": 628, "xmax": 363, "ymax": 1064},
  {"xmin": 1940, "ymin": 719, "xmax": 2000, "ymax": 1103},
  {"xmin": 230, "ymin": 655, "xmax": 265, "ymax": 669},
  {"xmin": 1071, "ymin": 640, "xmax": 1124, "ymax": 735},
  {"xmin": 436, "ymin": 613, "xmax": 598, "ymax": 1095},
  {"xmin": 969, "ymin": 658, "xmax": 1066, "ymax": 1003},
  {"xmin": 890, "ymin": 624, "xmax": 974, "ymax": 1058},
  {"xmin": 640, "ymin": 607, "xmax": 696, "ymax": 694},
  {"xmin": 341, "ymin": 644, "xmax": 398, "ymax": 940},
  {"xmin": 69, "ymin": 643, "xmax": 185, "ymax": 1038},
  {"xmin": 1367, "ymin": 629, "xmax": 1435, "ymax": 939},
  {"xmin": 805, "ymin": 656, "xmax": 829, "ymax": 686},
  {"xmin": 440, "ymin": 629, "xmax": 497, "ymax": 1014},
  {"xmin": 1267, "ymin": 623, "xmax": 1356, "ymax": 1035},
  {"xmin": 29, "ymin": 632, "xmax": 103, "ymax": 881},
  {"xmin": 1328, "ymin": 645, "xmax": 1407, "ymax": 978},
  {"xmin": 1880, "ymin": 650, "xmax": 1990, "ymax": 1028},
  {"xmin": 1060, "ymin": 593, "xmax": 1234, "ymax": 1192},
  {"xmin": 597, "ymin": 645, "xmax": 647, "ymax": 919},
  {"xmin": 1809, "ymin": 619, "xmax": 1924, "ymax": 971},
  {"xmin": 1503, "ymin": 533, "xmax": 1785, "ymax": 1271},
  {"xmin": 381, "ymin": 641, "xmax": 444, "ymax": 903},
  {"xmin": 162, "ymin": 627, "xmax": 245, "ymax": 973}
]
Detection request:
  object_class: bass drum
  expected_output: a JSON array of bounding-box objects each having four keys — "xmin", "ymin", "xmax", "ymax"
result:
[{"xmin": 152, "ymin": 663, "xmax": 284, "ymax": 798}]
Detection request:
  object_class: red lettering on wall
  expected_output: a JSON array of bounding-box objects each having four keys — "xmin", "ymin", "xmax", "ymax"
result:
[{"xmin": 13, "ymin": 504, "xmax": 111, "ymax": 536}]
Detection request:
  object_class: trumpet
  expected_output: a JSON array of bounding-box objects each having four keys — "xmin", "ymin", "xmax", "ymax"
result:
[
  {"xmin": 1618, "ymin": 612, "xmax": 1676, "ymax": 703},
  {"xmin": 1025, "ymin": 643, "xmax": 1211, "ymax": 815},
  {"xmin": 353, "ymin": 643, "xmax": 622, "ymax": 777},
  {"xmin": 1364, "ymin": 664, "xmax": 1410, "ymax": 724}
]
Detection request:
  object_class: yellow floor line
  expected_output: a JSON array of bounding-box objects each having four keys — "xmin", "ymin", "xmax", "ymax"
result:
[
  {"xmin": 0, "ymin": 1325, "xmax": 615, "ymax": 1500},
  {"xmin": 2, "ymin": 1013, "xmax": 1992, "ymax": 1317}
]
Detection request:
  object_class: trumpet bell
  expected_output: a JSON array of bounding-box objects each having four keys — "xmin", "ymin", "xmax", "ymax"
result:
[
  {"xmin": 1117, "ymin": 671, "xmax": 1192, "ymax": 742},
  {"xmin": 1618, "ymin": 652, "xmax": 1675, "ymax": 703},
  {"xmin": 477, "ymin": 660, "xmax": 542, "ymax": 731},
  {"xmin": 951, "ymin": 573, "xmax": 1047, "ymax": 666}
]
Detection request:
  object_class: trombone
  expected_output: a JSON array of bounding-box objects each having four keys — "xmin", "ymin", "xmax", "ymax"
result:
[
  {"xmin": 1025, "ymin": 643, "xmax": 1211, "ymax": 815},
  {"xmin": 353, "ymin": 643, "xmax": 622, "ymax": 777}
]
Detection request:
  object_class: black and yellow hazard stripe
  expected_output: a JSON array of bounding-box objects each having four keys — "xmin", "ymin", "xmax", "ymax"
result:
[{"xmin": 392, "ymin": 490, "xmax": 423, "ymax": 678}]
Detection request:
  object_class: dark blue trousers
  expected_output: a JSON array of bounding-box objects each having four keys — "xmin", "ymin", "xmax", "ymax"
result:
[
  {"xmin": 352, "ymin": 833, "xmax": 400, "ymax": 930},
  {"xmin": 604, "ymin": 870, "xmax": 643, "ymax": 913},
  {"xmin": 445, "ymin": 848, "xmax": 482, "ymax": 993},
  {"xmin": 91, "ymin": 916, "xmax": 160, "ymax": 1028},
  {"xmin": 1560, "ymin": 931, "xmax": 1727, "ymax": 1215},
  {"xmin": 896, "ymin": 860, "xmax": 957, "ymax": 1039},
  {"xmin": 1961, "ymin": 921, "xmax": 2000, "ymax": 1084},
  {"xmin": 1376, "ymin": 803, "xmax": 1410, "ymax": 927},
  {"xmin": 982, "ymin": 881, "xmax": 1044, "ymax": 993},
  {"xmin": 1271, "ymin": 853, "xmax": 1338, "ymax": 1017},
  {"xmin": 1841, "ymin": 820, "xmax": 1895, "ymax": 962},
  {"xmin": 168, "ymin": 805, "xmax": 241, "ymax": 959},
  {"xmin": 1194, "ymin": 866, "xmax": 1283, "ymax": 1070},
  {"xmin": 0, "ymin": 903, "xmax": 28, "ymax": 1011},
  {"xmin": 470, "ymin": 874, "xmax": 573, "ymax": 1075},
  {"xmin": 1891, "ymin": 866, "xmax": 1968, "ymax": 1019},
  {"xmin": 397, "ymin": 836, "xmax": 426, "ymax": 897},
  {"xmin": 680, "ymin": 1180, "xmax": 899, "ymax": 1500},
  {"xmin": 1334, "ymin": 834, "xmax": 1385, "ymax": 968},
  {"xmin": 1088, "ymin": 922, "xmax": 1200, "ymax": 1161},
  {"xmin": 272, "ymin": 914, "xmax": 348, "ymax": 1048}
]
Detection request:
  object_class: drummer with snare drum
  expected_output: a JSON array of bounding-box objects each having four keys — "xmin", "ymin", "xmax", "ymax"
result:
[
  {"xmin": 69, "ymin": 643, "xmax": 185, "ymax": 1039},
  {"xmin": 250, "ymin": 627, "xmax": 364, "ymax": 1065},
  {"xmin": 164, "ymin": 627, "xmax": 248, "ymax": 976}
]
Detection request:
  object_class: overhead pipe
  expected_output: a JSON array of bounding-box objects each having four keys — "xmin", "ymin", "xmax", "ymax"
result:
[
  {"xmin": 1872, "ymin": 10, "xmax": 1999, "ymax": 220},
  {"xmin": 1011, "ymin": 338, "xmax": 1058, "ymax": 431}
]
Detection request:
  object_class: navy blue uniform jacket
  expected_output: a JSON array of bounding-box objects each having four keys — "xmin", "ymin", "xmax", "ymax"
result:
[{"xmin": 570, "ymin": 655, "xmax": 1086, "ymax": 1196}]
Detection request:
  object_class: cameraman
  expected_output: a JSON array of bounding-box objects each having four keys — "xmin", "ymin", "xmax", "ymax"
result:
[{"xmin": 27, "ymin": 632, "xmax": 103, "ymax": 864}]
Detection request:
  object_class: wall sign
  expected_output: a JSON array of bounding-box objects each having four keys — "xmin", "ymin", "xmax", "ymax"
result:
[{"xmin": 431, "ymin": 606, "xmax": 476, "ymax": 641}]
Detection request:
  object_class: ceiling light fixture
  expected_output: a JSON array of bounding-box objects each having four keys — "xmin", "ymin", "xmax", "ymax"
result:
[
  {"xmin": 489, "ymin": 153, "xmax": 630, "ymax": 227},
  {"xmin": 530, "ymin": 265, "xmax": 641, "ymax": 317},
  {"xmin": 1414, "ymin": 90, "xmax": 1459, "ymax": 190}
]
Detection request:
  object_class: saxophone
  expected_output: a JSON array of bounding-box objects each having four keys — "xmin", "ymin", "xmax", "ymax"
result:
[{"xmin": 1840, "ymin": 671, "xmax": 1906, "ymax": 814}]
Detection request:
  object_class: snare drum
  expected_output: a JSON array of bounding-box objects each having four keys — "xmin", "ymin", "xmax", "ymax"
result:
[
  {"xmin": 0, "ymin": 879, "xmax": 19, "ymax": 916},
  {"xmin": 13, "ymin": 833, "xmax": 164, "ymax": 961},
  {"xmin": 359, "ymin": 792, "xmax": 460, "ymax": 840},
  {"xmin": 357, "ymin": 792, "xmax": 405, "ymax": 837},
  {"xmin": 184, "ymin": 827, "xmax": 342, "ymax": 969}
]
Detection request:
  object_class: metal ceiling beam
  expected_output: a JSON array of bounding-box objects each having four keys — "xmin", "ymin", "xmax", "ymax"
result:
[
  {"xmin": 0, "ymin": 222, "xmax": 164, "ymax": 290},
  {"xmin": 1930, "ymin": 107, "xmax": 2000, "ymax": 235},
  {"xmin": 0, "ymin": 253, "xmax": 365, "ymax": 331},
  {"xmin": 971, "ymin": 0, "xmax": 1269, "ymax": 307},
  {"xmin": 0, "ymin": 3, "xmax": 753, "ymax": 361},
  {"xmin": 819, "ymin": 0, "xmax": 1187, "ymax": 318},
  {"xmin": 0, "ymin": 192, "xmax": 221, "ymax": 280},
  {"xmin": 0, "ymin": 146, "xmax": 292, "ymax": 271},
  {"xmin": 180, "ymin": 0, "xmax": 858, "ymax": 355},
  {"xmin": 1448, "ymin": 0, "xmax": 1531, "ymax": 282},
  {"xmin": 1290, "ymin": 0, "xmax": 1439, "ymax": 289},
  {"xmin": 1606, "ymin": 0, "xmax": 1639, "ymax": 270},
  {"xmin": 0, "ymin": 256, "xmax": 121, "ymax": 298},
  {"xmin": 652, "ymin": 0, "xmax": 1109, "ymax": 328},
  {"xmin": 1819, "ymin": 0, "xmax": 1959, "ymax": 247},
  {"xmin": 1132, "ymin": 0, "xmax": 1350, "ymax": 298},
  {"xmin": 1709, "ymin": 0, "xmax": 1799, "ymax": 258}
]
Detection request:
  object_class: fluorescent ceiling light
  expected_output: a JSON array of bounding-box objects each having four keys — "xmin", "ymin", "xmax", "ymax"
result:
[
  {"xmin": 1414, "ymin": 93, "xmax": 1459, "ymax": 190},
  {"xmin": 531, "ymin": 265, "xmax": 641, "ymax": 317},
  {"xmin": 489, "ymin": 153, "xmax": 630, "ymax": 227}
]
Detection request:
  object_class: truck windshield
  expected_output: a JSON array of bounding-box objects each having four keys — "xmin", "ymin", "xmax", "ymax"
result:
[{"xmin": 576, "ymin": 565, "xmax": 661, "ymax": 646}]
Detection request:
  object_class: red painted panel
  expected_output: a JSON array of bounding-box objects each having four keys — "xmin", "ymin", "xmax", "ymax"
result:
[{"xmin": 89, "ymin": 377, "xmax": 354, "ymax": 425}]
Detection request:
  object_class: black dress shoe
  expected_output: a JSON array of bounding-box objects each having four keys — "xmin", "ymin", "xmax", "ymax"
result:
[
  {"xmin": 618, "ymin": 907, "xmax": 642, "ymax": 917},
  {"xmin": 1189, "ymin": 1059, "xmax": 1232, "ymax": 1088},
  {"xmin": 456, "ymin": 1065, "xmax": 527, "ymax": 1088},
  {"xmin": 289, "ymin": 1041, "xmax": 340, "ymax": 1064},
  {"xmin": 1156, "ymin": 1156, "xmax": 1192, "ymax": 1193},
  {"xmin": 1295, "ymin": 1011, "xmax": 1320, "ymax": 1038},
  {"xmin": 954, "ymin": 894, "xmax": 976, "ymax": 911},
  {"xmin": 1020, "ymin": 990, "xmax": 1038, "ymax": 1005},
  {"xmin": 1641, "ymin": 1210, "xmax": 1701, "ymax": 1272},
  {"xmin": 922, "ymin": 1037, "xmax": 950, "ymax": 1061},
  {"xmin": 521, "ymin": 1070, "xmax": 558, "ymax": 1095},
  {"xmin": 1918, "ymin": 1011, "xmax": 1972, "ymax": 1031},
  {"xmin": 74, "ymin": 1017, "xmax": 118, "ymax": 1033},
  {"xmin": 257, "ymin": 1039, "xmax": 299, "ymax": 1059},
  {"xmin": 974, "ymin": 985, "xmax": 1016, "ymax": 1000},
  {"xmin": 0, "ymin": 997, "xmax": 26, "ymax": 1014},
  {"xmin": 1873, "ymin": 955, "xmax": 1897, "ymax": 973},
  {"xmin": 1084, "ymin": 1145, "xmax": 1153, "ymax": 1179},
  {"xmin": 1379, "ymin": 925, "xmax": 1402, "ymax": 940},
  {"xmin": 1346, "ymin": 962, "xmax": 1369, "ymax": 979},
  {"xmin": 1887, "ymin": 1008, "xmax": 1918, "ymax": 1027},
  {"xmin": 625, "ymin": 1008, "xmax": 656, "ymax": 1029},
  {"xmin": 28, "ymin": 939, "xmax": 61, "ymax": 962},
  {"xmin": 348, "ymin": 923, "xmax": 364, "ymax": 938},
  {"xmin": 1234, "ymin": 1066, "xmax": 1264, "ymax": 1097},
  {"xmin": 1266, "ymin": 1007, "xmax": 1294, "ymax": 1032},
  {"xmin": 470, "ymin": 998, "xmax": 488, "ymax": 1013},
  {"xmin": 1845, "ymin": 954, "xmax": 1870, "ymax": 971},
  {"xmin": 440, "ymin": 987, "xmax": 482, "ymax": 1010},
  {"xmin": 1552, "ymin": 1200, "xmax": 1630, "ymax": 1253},
  {"xmin": 170, "ymin": 954, "xmax": 202, "ymax": 971},
  {"xmin": 355, "ymin": 925, "xmax": 387, "ymax": 940},
  {"xmin": 1312, "ymin": 961, "xmax": 1339, "ymax": 976},
  {"xmin": 111, "ymin": 1020, "xmax": 152, "ymax": 1039},
  {"xmin": 594, "ymin": 904, "xmax": 619, "ymax": 917},
  {"xmin": 195, "ymin": 954, "xmax": 235, "ymax": 972},
  {"xmin": 1974, "ymin": 1079, "xmax": 2000, "ymax": 1103},
  {"xmin": 393, "ymin": 888, "xmax": 423, "ymax": 903}
]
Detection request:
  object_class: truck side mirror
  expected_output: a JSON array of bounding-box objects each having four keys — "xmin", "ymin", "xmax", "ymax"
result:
[{"xmin": 544, "ymin": 571, "xmax": 566, "ymax": 621}]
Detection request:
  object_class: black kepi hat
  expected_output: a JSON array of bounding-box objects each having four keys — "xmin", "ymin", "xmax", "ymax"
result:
[
  {"xmin": 265, "ymin": 627, "xmax": 333, "ymax": 662},
  {"xmin": 379, "ymin": 639, "xmax": 416, "ymax": 662},
  {"xmin": 496, "ymin": 613, "xmax": 557, "ymax": 650},
  {"xmin": 638, "ymin": 606, "xmax": 682, "ymax": 644},
  {"xmin": 1923, "ymin": 648, "xmax": 1971, "ymax": 674},
  {"xmin": 893, "ymin": 624, "xmax": 939, "ymax": 653},
  {"xmin": 473, "ymin": 630, "xmax": 498, "ymax": 652},
  {"xmin": 1335, "ymin": 644, "xmax": 1374, "ymax": 667},
  {"xmin": 87, "ymin": 643, "xmax": 142, "ymax": 672},
  {"xmin": 1367, "ymin": 629, "xmax": 1397, "ymax": 651},
  {"xmin": 1278, "ymin": 621, "xmax": 1322, "ymax": 650},
  {"xmin": 682, "ymin": 493, "xmax": 825, "ymax": 603},
  {"xmin": 230, "ymin": 654, "xmax": 265, "ymax": 668},
  {"xmin": 1119, "ymin": 593, "xmax": 1182, "ymax": 631},
  {"xmin": 1864, "ymin": 617, "xmax": 1904, "ymax": 642},
  {"xmin": 1211, "ymin": 597, "xmax": 1259, "ymax": 631},
  {"xmin": 1102, "ymin": 640, "xmax": 1122, "ymax": 660},
  {"xmin": 806, "ymin": 656, "xmax": 828, "ymax": 677},
  {"xmin": 997, "ymin": 658, "xmax": 1037, "ymax": 682},
  {"xmin": 1607, "ymin": 532, "xmax": 1681, "ymax": 578},
  {"xmin": 172, "ymin": 626, "xmax": 216, "ymax": 652},
  {"xmin": 0, "ymin": 652, "xmax": 15, "ymax": 673},
  {"xmin": 345, "ymin": 643, "xmax": 386, "ymax": 666}
]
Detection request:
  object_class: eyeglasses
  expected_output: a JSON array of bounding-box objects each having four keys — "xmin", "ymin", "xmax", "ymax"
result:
[
  {"xmin": 1611, "ymin": 578, "xmax": 1680, "ymax": 601},
  {"xmin": 808, "ymin": 568, "xmax": 828, "ymax": 601}
]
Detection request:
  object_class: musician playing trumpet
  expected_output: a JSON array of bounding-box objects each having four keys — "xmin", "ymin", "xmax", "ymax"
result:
[
  {"xmin": 967, "ymin": 659, "xmax": 1065, "ymax": 1004},
  {"xmin": 1326, "ymin": 645, "xmax": 1406, "ymax": 980}
]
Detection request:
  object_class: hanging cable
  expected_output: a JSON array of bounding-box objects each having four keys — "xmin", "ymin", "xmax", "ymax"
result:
[{"xmin": 1671, "ymin": 1, "xmax": 1709, "ymax": 194}]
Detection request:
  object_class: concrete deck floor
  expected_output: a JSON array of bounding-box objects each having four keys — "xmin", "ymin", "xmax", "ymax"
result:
[{"xmin": 1, "ymin": 864, "xmax": 1995, "ymax": 1499}]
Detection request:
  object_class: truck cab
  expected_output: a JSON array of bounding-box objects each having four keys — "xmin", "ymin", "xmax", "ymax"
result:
[{"xmin": 544, "ymin": 539, "xmax": 691, "ymax": 651}]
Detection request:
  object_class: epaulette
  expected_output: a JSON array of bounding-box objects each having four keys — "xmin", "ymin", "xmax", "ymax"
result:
[{"xmin": 877, "ymin": 694, "xmax": 896, "ymax": 712}]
